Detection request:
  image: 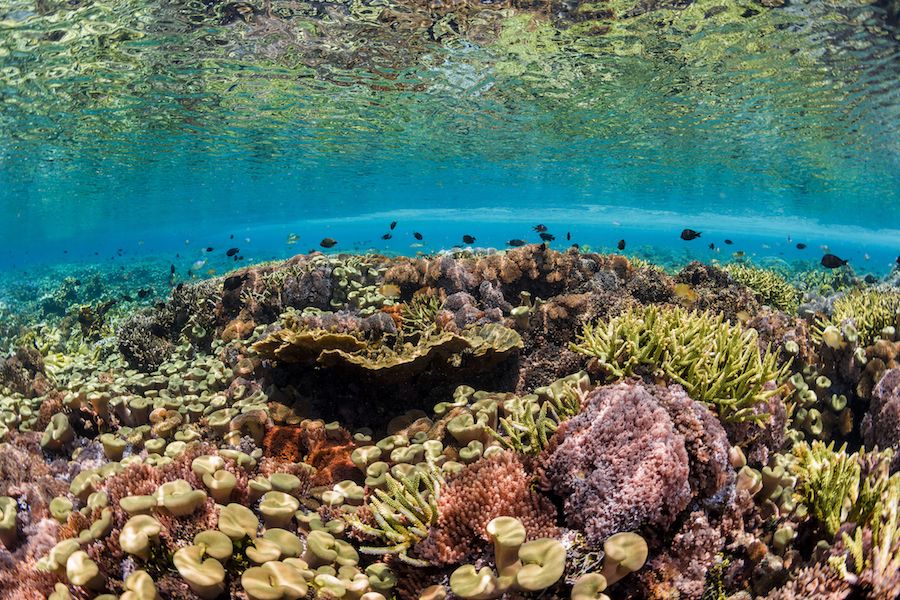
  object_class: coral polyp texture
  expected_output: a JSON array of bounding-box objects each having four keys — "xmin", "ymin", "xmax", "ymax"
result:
[{"xmin": 1, "ymin": 246, "xmax": 899, "ymax": 599}]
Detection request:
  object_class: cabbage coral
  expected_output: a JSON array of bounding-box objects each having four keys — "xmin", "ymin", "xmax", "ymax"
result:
[
  {"xmin": 571, "ymin": 305, "xmax": 789, "ymax": 423},
  {"xmin": 724, "ymin": 265, "xmax": 800, "ymax": 313}
]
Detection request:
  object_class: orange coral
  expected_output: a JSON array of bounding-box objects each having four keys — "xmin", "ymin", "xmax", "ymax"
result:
[{"xmin": 263, "ymin": 422, "xmax": 357, "ymax": 486}]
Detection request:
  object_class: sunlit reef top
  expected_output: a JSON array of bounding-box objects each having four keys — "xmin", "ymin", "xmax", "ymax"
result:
[{"xmin": 0, "ymin": 1, "xmax": 898, "ymax": 258}]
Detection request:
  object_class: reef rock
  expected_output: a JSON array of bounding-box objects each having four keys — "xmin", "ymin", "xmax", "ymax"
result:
[{"xmin": 861, "ymin": 368, "xmax": 900, "ymax": 471}]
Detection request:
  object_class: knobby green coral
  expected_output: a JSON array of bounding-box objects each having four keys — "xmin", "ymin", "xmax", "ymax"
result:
[
  {"xmin": 813, "ymin": 289, "xmax": 900, "ymax": 347},
  {"xmin": 347, "ymin": 468, "xmax": 443, "ymax": 566},
  {"xmin": 492, "ymin": 371, "xmax": 591, "ymax": 455},
  {"xmin": 571, "ymin": 305, "xmax": 789, "ymax": 423},
  {"xmin": 724, "ymin": 265, "xmax": 800, "ymax": 313}
]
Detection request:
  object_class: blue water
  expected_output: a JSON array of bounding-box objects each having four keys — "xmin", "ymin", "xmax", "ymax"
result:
[{"xmin": 1, "ymin": 0, "xmax": 898, "ymax": 277}]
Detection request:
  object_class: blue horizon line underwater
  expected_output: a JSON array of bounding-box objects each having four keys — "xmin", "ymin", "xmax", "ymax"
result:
[{"xmin": 3, "ymin": 205, "xmax": 899, "ymax": 275}]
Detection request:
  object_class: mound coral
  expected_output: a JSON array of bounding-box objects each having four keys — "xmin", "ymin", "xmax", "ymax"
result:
[
  {"xmin": 539, "ymin": 382, "xmax": 733, "ymax": 544},
  {"xmin": 571, "ymin": 304, "xmax": 789, "ymax": 424}
]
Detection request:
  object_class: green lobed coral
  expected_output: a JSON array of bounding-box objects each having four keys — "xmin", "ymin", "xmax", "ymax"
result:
[
  {"xmin": 813, "ymin": 289, "xmax": 900, "ymax": 347},
  {"xmin": 571, "ymin": 305, "xmax": 789, "ymax": 423},
  {"xmin": 724, "ymin": 264, "xmax": 800, "ymax": 313}
]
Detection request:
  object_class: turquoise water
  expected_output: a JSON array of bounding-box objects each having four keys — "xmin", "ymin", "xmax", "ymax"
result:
[{"xmin": 1, "ymin": 0, "xmax": 898, "ymax": 275}]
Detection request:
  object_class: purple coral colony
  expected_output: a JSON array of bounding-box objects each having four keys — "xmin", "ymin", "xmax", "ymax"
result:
[{"xmin": 1, "ymin": 246, "xmax": 900, "ymax": 600}]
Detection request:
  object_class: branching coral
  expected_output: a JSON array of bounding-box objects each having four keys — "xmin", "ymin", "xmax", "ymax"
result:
[
  {"xmin": 813, "ymin": 289, "xmax": 900, "ymax": 348},
  {"xmin": 347, "ymin": 468, "xmax": 443, "ymax": 566},
  {"xmin": 571, "ymin": 305, "xmax": 789, "ymax": 424},
  {"xmin": 725, "ymin": 265, "xmax": 801, "ymax": 313}
]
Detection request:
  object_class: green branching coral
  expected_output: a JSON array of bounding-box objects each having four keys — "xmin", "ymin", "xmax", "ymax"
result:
[
  {"xmin": 347, "ymin": 467, "xmax": 443, "ymax": 566},
  {"xmin": 724, "ymin": 265, "xmax": 800, "ymax": 313},
  {"xmin": 813, "ymin": 289, "xmax": 900, "ymax": 347},
  {"xmin": 571, "ymin": 305, "xmax": 789, "ymax": 423},
  {"xmin": 401, "ymin": 295, "xmax": 442, "ymax": 335},
  {"xmin": 492, "ymin": 371, "xmax": 591, "ymax": 455},
  {"xmin": 790, "ymin": 441, "xmax": 861, "ymax": 537}
]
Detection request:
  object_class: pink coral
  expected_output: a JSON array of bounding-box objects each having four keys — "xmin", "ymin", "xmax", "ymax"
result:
[
  {"xmin": 861, "ymin": 368, "xmax": 900, "ymax": 470},
  {"xmin": 417, "ymin": 451, "xmax": 558, "ymax": 565},
  {"xmin": 540, "ymin": 382, "xmax": 733, "ymax": 544}
]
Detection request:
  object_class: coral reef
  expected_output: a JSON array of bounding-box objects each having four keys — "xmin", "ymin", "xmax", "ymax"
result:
[{"xmin": 2, "ymin": 247, "xmax": 899, "ymax": 600}]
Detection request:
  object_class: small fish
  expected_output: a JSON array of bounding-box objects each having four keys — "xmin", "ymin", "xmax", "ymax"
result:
[
  {"xmin": 320, "ymin": 238, "xmax": 338, "ymax": 248},
  {"xmin": 796, "ymin": 243, "xmax": 807, "ymax": 250},
  {"xmin": 381, "ymin": 233, "xmax": 392, "ymax": 240},
  {"xmin": 733, "ymin": 251, "xmax": 745, "ymax": 258},
  {"xmin": 410, "ymin": 243, "xmax": 424, "ymax": 248},
  {"xmin": 463, "ymin": 235, "xmax": 476, "ymax": 244},
  {"xmin": 206, "ymin": 246, "xmax": 214, "ymax": 252},
  {"xmin": 507, "ymin": 239, "xmax": 527, "ymax": 247},
  {"xmin": 896, "ymin": 256, "xmax": 900, "ymax": 265},
  {"xmin": 673, "ymin": 283, "xmax": 699, "ymax": 304},
  {"xmin": 226, "ymin": 247, "xmax": 239, "ymax": 257},
  {"xmin": 286, "ymin": 233, "xmax": 299, "ymax": 245},
  {"xmin": 708, "ymin": 243, "xmax": 715, "ymax": 250},
  {"xmin": 170, "ymin": 264, "xmax": 176, "ymax": 275},
  {"xmin": 539, "ymin": 232, "xmax": 555, "ymax": 242},
  {"xmin": 137, "ymin": 289, "xmax": 150, "ymax": 299},
  {"xmin": 864, "ymin": 274, "xmax": 877, "ymax": 284},
  {"xmin": 230, "ymin": 234, "xmax": 234, "ymax": 239},
  {"xmin": 390, "ymin": 221, "xmax": 397, "ymax": 230},
  {"xmin": 724, "ymin": 239, "xmax": 733, "ymax": 245},
  {"xmin": 413, "ymin": 232, "xmax": 423, "ymax": 240},
  {"xmin": 380, "ymin": 284, "xmax": 401, "ymax": 298},
  {"xmin": 207, "ymin": 268, "xmax": 217, "ymax": 275},
  {"xmin": 191, "ymin": 259, "xmax": 206, "ymax": 271},
  {"xmin": 122, "ymin": 294, "xmax": 133, "ymax": 302},
  {"xmin": 534, "ymin": 224, "xmax": 547, "ymax": 232},
  {"xmin": 226, "ymin": 83, "xmax": 238, "ymax": 93},
  {"xmin": 617, "ymin": 240, "xmax": 626, "ymax": 250},
  {"xmin": 566, "ymin": 232, "xmax": 571, "ymax": 241},
  {"xmin": 821, "ymin": 254, "xmax": 848, "ymax": 269},
  {"xmin": 680, "ymin": 229, "xmax": 702, "ymax": 241},
  {"xmin": 864, "ymin": 253, "xmax": 870, "ymax": 261}
]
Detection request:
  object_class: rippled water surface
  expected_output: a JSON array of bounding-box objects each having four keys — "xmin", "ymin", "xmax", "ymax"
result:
[{"xmin": 1, "ymin": 0, "xmax": 898, "ymax": 271}]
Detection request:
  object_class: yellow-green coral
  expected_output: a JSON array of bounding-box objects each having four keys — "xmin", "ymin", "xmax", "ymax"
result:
[
  {"xmin": 814, "ymin": 289, "xmax": 900, "ymax": 347},
  {"xmin": 571, "ymin": 305, "xmax": 789, "ymax": 423},
  {"xmin": 347, "ymin": 467, "xmax": 443, "ymax": 567},
  {"xmin": 724, "ymin": 265, "xmax": 800, "ymax": 313},
  {"xmin": 790, "ymin": 441, "xmax": 861, "ymax": 537}
]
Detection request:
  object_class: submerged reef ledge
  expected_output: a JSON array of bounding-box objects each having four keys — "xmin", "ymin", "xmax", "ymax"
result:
[{"xmin": 1, "ymin": 245, "xmax": 899, "ymax": 600}]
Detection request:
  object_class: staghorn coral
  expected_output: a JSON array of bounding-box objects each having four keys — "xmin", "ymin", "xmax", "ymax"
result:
[
  {"xmin": 417, "ymin": 451, "xmax": 558, "ymax": 565},
  {"xmin": 813, "ymin": 288, "xmax": 900, "ymax": 348},
  {"xmin": 572, "ymin": 304, "xmax": 790, "ymax": 424},
  {"xmin": 724, "ymin": 265, "xmax": 801, "ymax": 314},
  {"xmin": 539, "ymin": 382, "xmax": 733, "ymax": 544}
]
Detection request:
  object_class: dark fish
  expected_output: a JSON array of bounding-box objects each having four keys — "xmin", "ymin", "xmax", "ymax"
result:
[
  {"xmin": 413, "ymin": 232, "xmax": 423, "ymax": 240},
  {"xmin": 226, "ymin": 83, "xmax": 238, "ymax": 93},
  {"xmin": 63, "ymin": 250, "xmax": 68, "ymax": 254},
  {"xmin": 226, "ymin": 247, "xmax": 239, "ymax": 257},
  {"xmin": 896, "ymin": 256, "xmax": 900, "ymax": 265},
  {"xmin": 507, "ymin": 239, "xmax": 527, "ymax": 247},
  {"xmin": 121, "ymin": 294, "xmax": 133, "ymax": 302},
  {"xmin": 680, "ymin": 229, "xmax": 702, "ymax": 241},
  {"xmin": 320, "ymin": 238, "xmax": 338, "ymax": 248},
  {"xmin": 206, "ymin": 247, "xmax": 214, "ymax": 252},
  {"xmin": 381, "ymin": 233, "xmax": 392, "ymax": 240},
  {"xmin": 566, "ymin": 232, "xmax": 571, "ymax": 241},
  {"xmin": 389, "ymin": 221, "xmax": 397, "ymax": 230},
  {"xmin": 74, "ymin": 280, "xmax": 81, "ymax": 286},
  {"xmin": 864, "ymin": 274, "xmax": 877, "ymax": 284},
  {"xmin": 539, "ymin": 232, "xmax": 555, "ymax": 242},
  {"xmin": 463, "ymin": 235, "xmax": 476, "ymax": 244},
  {"xmin": 534, "ymin": 224, "xmax": 548, "ymax": 232},
  {"xmin": 796, "ymin": 243, "xmax": 807, "ymax": 250},
  {"xmin": 724, "ymin": 239, "xmax": 733, "ymax": 245},
  {"xmin": 617, "ymin": 239, "xmax": 626, "ymax": 250},
  {"xmin": 708, "ymin": 243, "xmax": 715, "ymax": 250},
  {"xmin": 230, "ymin": 234, "xmax": 234, "ymax": 239},
  {"xmin": 821, "ymin": 254, "xmax": 848, "ymax": 269},
  {"xmin": 170, "ymin": 264, "xmax": 176, "ymax": 274},
  {"xmin": 234, "ymin": 255, "xmax": 239, "ymax": 261},
  {"xmin": 137, "ymin": 289, "xmax": 150, "ymax": 299}
]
